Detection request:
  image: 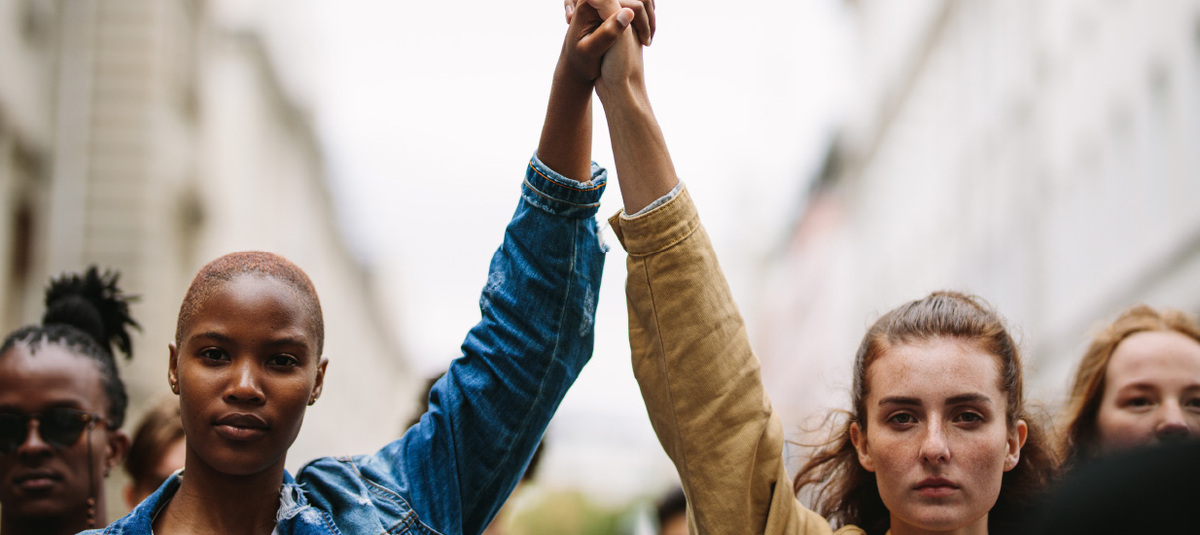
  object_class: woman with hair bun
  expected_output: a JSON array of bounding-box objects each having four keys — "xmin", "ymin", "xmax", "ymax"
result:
[{"xmin": 0, "ymin": 267, "xmax": 138, "ymax": 535}]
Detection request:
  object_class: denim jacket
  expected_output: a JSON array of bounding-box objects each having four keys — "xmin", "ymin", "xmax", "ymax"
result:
[{"xmin": 84, "ymin": 155, "xmax": 607, "ymax": 535}]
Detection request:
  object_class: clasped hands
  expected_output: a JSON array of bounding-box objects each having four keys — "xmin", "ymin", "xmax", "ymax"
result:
[{"xmin": 560, "ymin": 0, "xmax": 655, "ymax": 99}]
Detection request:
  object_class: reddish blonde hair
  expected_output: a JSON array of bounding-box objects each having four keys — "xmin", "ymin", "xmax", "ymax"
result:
[{"xmin": 176, "ymin": 251, "xmax": 324, "ymax": 354}]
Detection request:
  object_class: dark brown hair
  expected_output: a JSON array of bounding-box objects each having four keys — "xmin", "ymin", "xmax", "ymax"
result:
[
  {"xmin": 176, "ymin": 251, "xmax": 324, "ymax": 354},
  {"xmin": 1059, "ymin": 304, "xmax": 1200, "ymax": 468},
  {"xmin": 792, "ymin": 291, "xmax": 1057, "ymax": 534},
  {"xmin": 124, "ymin": 396, "xmax": 185, "ymax": 496}
]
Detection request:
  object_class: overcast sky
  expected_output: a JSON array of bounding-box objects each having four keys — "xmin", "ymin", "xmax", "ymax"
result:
[{"xmin": 300, "ymin": 0, "xmax": 853, "ymax": 502}]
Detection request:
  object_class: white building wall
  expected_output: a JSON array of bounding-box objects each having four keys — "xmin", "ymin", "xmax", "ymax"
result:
[
  {"xmin": 0, "ymin": 0, "xmax": 412, "ymax": 519},
  {"xmin": 757, "ymin": 0, "xmax": 1200, "ymax": 470}
]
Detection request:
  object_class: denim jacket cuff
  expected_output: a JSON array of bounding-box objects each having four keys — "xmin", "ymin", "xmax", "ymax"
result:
[
  {"xmin": 524, "ymin": 153, "xmax": 607, "ymax": 219},
  {"xmin": 608, "ymin": 184, "xmax": 701, "ymax": 257}
]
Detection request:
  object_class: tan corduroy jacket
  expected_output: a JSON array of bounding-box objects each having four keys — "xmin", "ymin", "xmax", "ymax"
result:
[{"xmin": 610, "ymin": 186, "xmax": 869, "ymax": 535}]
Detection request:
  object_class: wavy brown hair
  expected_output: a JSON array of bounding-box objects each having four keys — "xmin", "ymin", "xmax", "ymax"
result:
[
  {"xmin": 1059, "ymin": 304, "xmax": 1200, "ymax": 469},
  {"xmin": 791, "ymin": 291, "xmax": 1058, "ymax": 535}
]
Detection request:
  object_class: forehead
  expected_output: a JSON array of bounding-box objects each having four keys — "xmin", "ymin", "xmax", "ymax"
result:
[
  {"xmin": 182, "ymin": 274, "xmax": 315, "ymax": 343},
  {"xmin": 1107, "ymin": 330, "xmax": 1200, "ymax": 386},
  {"xmin": 866, "ymin": 338, "xmax": 1004, "ymax": 402},
  {"xmin": 0, "ymin": 342, "xmax": 107, "ymax": 413}
]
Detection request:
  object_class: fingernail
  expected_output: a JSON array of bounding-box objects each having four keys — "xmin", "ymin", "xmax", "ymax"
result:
[
  {"xmin": 617, "ymin": 9, "xmax": 633, "ymax": 27},
  {"xmin": 565, "ymin": 3, "xmax": 574, "ymax": 21}
]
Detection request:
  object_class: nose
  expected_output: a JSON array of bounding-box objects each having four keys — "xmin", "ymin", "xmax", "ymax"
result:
[
  {"xmin": 1155, "ymin": 401, "xmax": 1191, "ymax": 443},
  {"xmin": 17, "ymin": 419, "xmax": 52, "ymax": 459},
  {"xmin": 920, "ymin": 420, "xmax": 951, "ymax": 464},
  {"xmin": 225, "ymin": 358, "xmax": 265, "ymax": 404}
]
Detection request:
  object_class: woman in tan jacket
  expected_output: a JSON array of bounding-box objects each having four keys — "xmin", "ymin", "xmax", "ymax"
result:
[{"xmin": 581, "ymin": 3, "xmax": 1057, "ymax": 533}]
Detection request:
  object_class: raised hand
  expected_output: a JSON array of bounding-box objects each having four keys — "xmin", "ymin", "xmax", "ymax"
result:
[
  {"xmin": 565, "ymin": 0, "xmax": 655, "ymax": 46},
  {"xmin": 559, "ymin": 0, "xmax": 654, "ymax": 86}
]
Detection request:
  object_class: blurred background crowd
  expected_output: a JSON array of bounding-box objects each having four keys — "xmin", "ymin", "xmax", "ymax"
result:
[{"xmin": 1, "ymin": 0, "xmax": 1198, "ymax": 532}]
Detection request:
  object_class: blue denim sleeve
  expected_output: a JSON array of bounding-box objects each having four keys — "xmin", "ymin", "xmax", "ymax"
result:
[{"xmin": 338, "ymin": 154, "xmax": 607, "ymax": 535}]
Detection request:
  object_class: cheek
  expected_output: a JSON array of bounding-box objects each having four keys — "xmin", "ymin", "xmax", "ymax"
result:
[
  {"xmin": 864, "ymin": 433, "xmax": 917, "ymax": 479},
  {"xmin": 1095, "ymin": 403, "xmax": 1145, "ymax": 439}
]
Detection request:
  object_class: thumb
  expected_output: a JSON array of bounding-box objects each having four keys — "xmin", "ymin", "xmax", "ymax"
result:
[{"xmin": 579, "ymin": 8, "xmax": 634, "ymax": 57}]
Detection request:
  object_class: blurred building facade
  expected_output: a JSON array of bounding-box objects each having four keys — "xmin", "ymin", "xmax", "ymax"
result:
[
  {"xmin": 0, "ymin": 0, "xmax": 414, "ymax": 516},
  {"xmin": 755, "ymin": 0, "xmax": 1200, "ymax": 463}
]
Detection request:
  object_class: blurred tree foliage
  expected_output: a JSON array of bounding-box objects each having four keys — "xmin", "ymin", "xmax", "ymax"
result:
[{"xmin": 507, "ymin": 489, "xmax": 646, "ymax": 535}]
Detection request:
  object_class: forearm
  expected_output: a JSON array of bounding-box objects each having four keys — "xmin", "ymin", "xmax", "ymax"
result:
[
  {"xmin": 597, "ymin": 69, "xmax": 678, "ymax": 214},
  {"xmin": 610, "ymin": 190, "xmax": 788, "ymax": 534},
  {"xmin": 537, "ymin": 60, "xmax": 594, "ymax": 182},
  {"xmin": 400, "ymin": 158, "xmax": 606, "ymax": 534}
]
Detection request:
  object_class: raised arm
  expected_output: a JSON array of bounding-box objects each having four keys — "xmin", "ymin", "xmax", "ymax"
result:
[
  {"xmin": 538, "ymin": 0, "xmax": 636, "ymax": 181},
  {"xmin": 597, "ymin": 20, "xmax": 834, "ymax": 535},
  {"xmin": 303, "ymin": 6, "xmax": 652, "ymax": 535}
]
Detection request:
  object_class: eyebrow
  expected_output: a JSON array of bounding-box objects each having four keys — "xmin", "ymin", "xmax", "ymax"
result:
[
  {"xmin": 877, "ymin": 393, "xmax": 992, "ymax": 407},
  {"xmin": 189, "ymin": 331, "xmax": 310, "ymax": 349}
]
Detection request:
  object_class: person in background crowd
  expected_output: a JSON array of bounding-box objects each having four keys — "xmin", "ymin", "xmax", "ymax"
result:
[
  {"xmin": 0, "ymin": 267, "xmax": 138, "ymax": 535},
  {"xmin": 122, "ymin": 396, "xmax": 185, "ymax": 509},
  {"xmin": 655, "ymin": 486, "xmax": 687, "ymax": 535},
  {"xmin": 1058, "ymin": 304, "xmax": 1200, "ymax": 470},
  {"xmin": 578, "ymin": 1, "xmax": 1057, "ymax": 531}
]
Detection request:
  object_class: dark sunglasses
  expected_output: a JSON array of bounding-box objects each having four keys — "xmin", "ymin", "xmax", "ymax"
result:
[{"xmin": 0, "ymin": 408, "xmax": 107, "ymax": 454}]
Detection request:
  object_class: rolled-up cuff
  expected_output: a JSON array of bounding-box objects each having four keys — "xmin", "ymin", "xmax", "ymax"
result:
[
  {"xmin": 608, "ymin": 184, "xmax": 701, "ymax": 256},
  {"xmin": 522, "ymin": 152, "xmax": 607, "ymax": 219}
]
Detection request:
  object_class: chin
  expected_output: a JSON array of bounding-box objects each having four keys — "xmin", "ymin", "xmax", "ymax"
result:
[
  {"xmin": 901, "ymin": 506, "xmax": 981, "ymax": 532},
  {"xmin": 6, "ymin": 496, "xmax": 79, "ymax": 519}
]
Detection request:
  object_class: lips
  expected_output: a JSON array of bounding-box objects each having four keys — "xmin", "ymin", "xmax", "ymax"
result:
[
  {"xmin": 12, "ymin": 469, "xmax": 62, "ymax": 492},
  {"xmin": 213, "ymin": 413, "xmax": 269, "ymax": 442},
  {"xmin": 914, "ymin": 476, "xmax": 959, "ymax": 498}
]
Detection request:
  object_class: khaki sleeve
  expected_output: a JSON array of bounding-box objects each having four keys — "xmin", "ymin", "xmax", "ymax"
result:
[{"xmin": 610, "ymin": 187, "xmax": 840, "ymax": 535}]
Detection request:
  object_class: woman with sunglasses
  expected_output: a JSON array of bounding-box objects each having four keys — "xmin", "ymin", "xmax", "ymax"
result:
[{"xmin": 0, "ymin": 267, "xmax": 137, "ymax": 535}]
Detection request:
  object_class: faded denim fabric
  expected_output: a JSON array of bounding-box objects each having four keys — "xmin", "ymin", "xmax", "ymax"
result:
[{"xmin": 83, "ymin": 154, "xmax": 607, "ymax": 535}]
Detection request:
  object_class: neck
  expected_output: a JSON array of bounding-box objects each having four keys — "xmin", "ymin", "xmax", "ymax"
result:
[
  {"xmin": 155, "ymin": 458, "xmax": 286, "ymax": 535},
  {"xmin": 1, "ymin": 509, "xmax": 90, "ymax": 535},
  {"xmin": 889, "ymin": 514, "xmax": 989, "ymax": 535}
]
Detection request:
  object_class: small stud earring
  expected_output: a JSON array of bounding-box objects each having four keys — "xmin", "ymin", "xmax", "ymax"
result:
[{"xmin": 170, "ymin": 382, "xmax": 178, "ymax": 394}]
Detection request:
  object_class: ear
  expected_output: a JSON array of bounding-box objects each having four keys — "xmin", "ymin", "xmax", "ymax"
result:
[
  {"xmin": 849, "ymin": 421, "xmax": 875, "ymax": 472},
  {"xmin": 309, "ymin": 357, "xmax": 328, "ymax": 406},
  {"xmin": 168, "ymin": 343, "xmax": 180, "ymax": 395},
  {"xmin": 104, "ymin": 429, "xmax": 131, "ymax": 476},
  {"xmin": 1004, "ymin": 419, "xmax": 1029, "ymax": 472}
]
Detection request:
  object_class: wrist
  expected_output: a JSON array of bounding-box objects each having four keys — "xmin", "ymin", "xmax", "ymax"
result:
[
  {"xmin": 596, "ymin": 76, "xmax": 649, "ymax": 111},
  {"xmin": 554, "ymin": 54, "xmax": 598, "ymax": 96}
]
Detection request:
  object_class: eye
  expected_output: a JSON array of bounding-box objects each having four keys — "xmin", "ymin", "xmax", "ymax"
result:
[
  {"xmin": 199, "ymin": 348, "xmax": 229, "ymax": 362},
  {"xmin": 1123, "ymin": 397, "xmax": 1154, "ymax": 409},
  {"xmin": 1184, "ymin": 398, "xmax": 1200, "ymax": 410},
  {"xmin": 887, "ymin": 413, "xmax": 916, "ymax": 426},
  {"xmin": 267, "ymin": 354, "xmax": 299, "ymax": 368},
  {"xmin": 953, "ymin": 411, "xmax": 985, "ymax": 426}
]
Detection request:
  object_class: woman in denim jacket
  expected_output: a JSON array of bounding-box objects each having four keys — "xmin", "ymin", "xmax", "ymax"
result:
[{"xmin": 83, "ymin": 2, "xmax": 654, "ymax": 534}]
